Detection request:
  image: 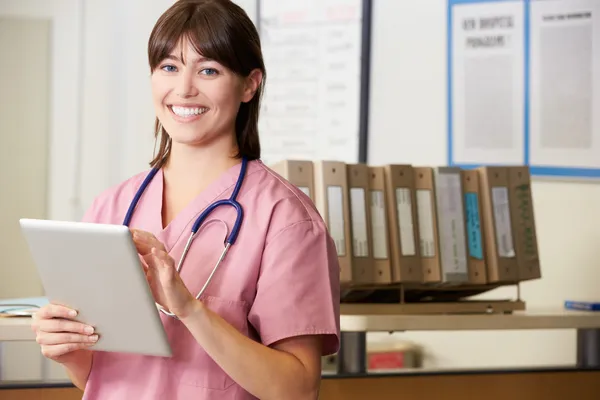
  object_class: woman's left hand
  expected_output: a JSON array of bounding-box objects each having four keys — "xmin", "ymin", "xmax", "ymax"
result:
[{"xmin": 130, "ymin": 229, "xmax": 197, "ymax": 319}]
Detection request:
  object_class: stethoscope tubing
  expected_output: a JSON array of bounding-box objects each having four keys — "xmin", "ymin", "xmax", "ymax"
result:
[{"xmin": 123, "ymin": 157, "xmax": 248, "ymax": 319}]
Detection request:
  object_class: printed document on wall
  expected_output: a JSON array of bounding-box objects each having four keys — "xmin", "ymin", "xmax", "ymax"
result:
[
  {"xmin": 529, "ymin": 0, "xmax": 600, "ymax": 169},
  {"xmin": 450, "ymin": 1, "xmax": 525, "ymax": 165},
  {"xmin": 258, "ymin": 0, "xmax": 363, "ymax": 165}
]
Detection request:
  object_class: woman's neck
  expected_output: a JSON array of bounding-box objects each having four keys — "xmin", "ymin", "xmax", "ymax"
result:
[
  {"xmin": 159, "ymin": 136, "xmax": 241, "ymax": 228},
  {"xmin": 162, "ymin": 132, "xmax": 240, "ymax": 188}
]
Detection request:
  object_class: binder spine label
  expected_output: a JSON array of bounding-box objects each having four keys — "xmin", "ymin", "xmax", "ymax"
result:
[
  {"xmin": 492, "ymin": 186, "xmax": 516, "ymax": 258},
  {"xmin": 465, "ymin": 192, "xmax": 483, "ymax": 260},
  {"xmin": 327, "ymin": 185, "xmax": 346, "ymax": 257},
  {"xmin": 416, "ymin": 189, "xmax": 436, "ymax": 257},
  {"xmin": 514, "ymin": 183, "xmax": 537, "ymax": 259},
  {"xmin": 350, "ymin": 188, "xmax": 369, "ymax": 257},
  {"xmin": 436, "ymin": 173, "xmax": 468, "ymax": 277},
  {"xmin": 395, "ymin": 188, "xmax": 416, "ymax": 256},
  {"xmin": 370, "ymin": 190, "xmax": 389, "ymax": 259}
]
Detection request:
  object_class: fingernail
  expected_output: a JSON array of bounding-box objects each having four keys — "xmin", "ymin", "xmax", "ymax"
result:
[
  {"xmin": 85, "ymin": 326, "xmax": 94, "ymax": 334},
  {"xmin": 69, "ymin": 310, "xmax": 77, "ymax": 317},
  {"xmin": 89, "ymin": 335, "xmax": 98, "ymax": 342}
]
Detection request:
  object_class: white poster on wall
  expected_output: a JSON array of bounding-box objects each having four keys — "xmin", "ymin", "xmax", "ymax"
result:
[
  {"xmin": 529, "ymin": 0, "xmax": 600, "ymax": 169},
  {"xmin": 450, "ymin": 1, "xmax": 525, "ymax": 165},
  {"xmin": 258, "ymin": 0, "xmax": 364, "ymax": 165}
]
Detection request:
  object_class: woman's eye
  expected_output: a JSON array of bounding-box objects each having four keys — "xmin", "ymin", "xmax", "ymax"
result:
[
  {"xmin": 200, "ymin": 68, "xmax": 218, "ymax": 76},
  {"xmin": 161, "ymin": 65, "xmax": 177, "ymax": 72}
]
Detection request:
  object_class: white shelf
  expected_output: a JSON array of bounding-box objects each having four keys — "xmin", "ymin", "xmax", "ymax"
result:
[
  {"xmin": 340, "ymin": 309, "xmax": 600, "ymax": 332},
  {"xmin": 3, "ymin": 309, "xmax": 600, "ymax": 343}
]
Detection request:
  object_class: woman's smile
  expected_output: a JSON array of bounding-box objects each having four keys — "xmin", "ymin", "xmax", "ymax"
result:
[{"xmin": 168, "ymin": 104, "xmax": 210, "ymax": 123}]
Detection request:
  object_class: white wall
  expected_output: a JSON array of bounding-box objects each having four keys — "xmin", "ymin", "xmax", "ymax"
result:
[
  {"xmin": 5, "ymin": 0, "xmax": 599, "ymax": 371},
  {"xmin": 77, "ymin": 0, "xmax": 178, "ymax": 218}
]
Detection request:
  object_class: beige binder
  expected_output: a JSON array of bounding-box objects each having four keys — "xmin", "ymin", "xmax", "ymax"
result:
[
  {"xmin": 477, "ymin": 167, "xmax": 519, "ymax": 283},
  {"xmin": 368, "ymin": 167, "xmax": 393, "ymax": 284},
  {"xmin": 346, "ymin": 164, "xmax": 376, "ymax": 284},
  {"xmin": 460, "ymin": 169, "xmax": 487, "ymax": 284},
  {"xmin": 313, "ymin": 161, "xmax": 353, "ymax": 284},
  {"xmin": 269, "ymin": 160, "xmax": 315, "ymax": 201},
  {"xmin": 507, "ymin": 166, "xmax": 541, "ymax": 281},
  {"xmin": 432, "ymin": 167, "xmax": 469, "ymax": 284},
  {"xmin": 413, "ymin": 167, "xmax": 441, "ymax": 283},
  {"xmin": 383, "ymin": 165, "xmax": 422, "ymax": 283}
]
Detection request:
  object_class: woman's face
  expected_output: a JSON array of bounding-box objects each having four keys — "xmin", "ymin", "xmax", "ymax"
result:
[{"xmin": 151, "ymin": 38, "xmax": 258, "ymax": 150}]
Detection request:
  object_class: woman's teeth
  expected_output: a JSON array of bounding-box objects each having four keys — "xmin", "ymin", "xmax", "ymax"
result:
[{"xmin": 171, "ymin": 106, "xmax": 208, "ymax": 117}]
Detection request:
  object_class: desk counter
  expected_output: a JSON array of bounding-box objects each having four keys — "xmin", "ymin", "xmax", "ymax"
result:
[
  {"xmin": 4, "ymin": 308, "xmax": 600, "ymax": 341},
  {"xmin": 339, "ymin": 307, "xmax": 600, "ymax": 331},
  {"xmin": 3, "ymin": 308, "xmax": 600, "ymax": 376},
  {"xmin": 0, "ymin": 318, "xmax": 33, "ymax": 342}
]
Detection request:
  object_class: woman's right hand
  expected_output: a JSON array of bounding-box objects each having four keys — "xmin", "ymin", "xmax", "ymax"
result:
[{"xmin": 31, "ymin": 303, "xmax": 98, "ymax": 364}]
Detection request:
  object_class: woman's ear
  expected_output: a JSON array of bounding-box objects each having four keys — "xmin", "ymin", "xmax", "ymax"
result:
[{"xmin": 241, "ymin": 69, "xmax": 263, "ymax": 103}]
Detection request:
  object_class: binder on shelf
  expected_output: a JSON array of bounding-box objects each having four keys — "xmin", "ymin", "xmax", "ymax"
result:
[
  {"xmin": 269, "ymin": 160, "xmax": 315, "ymax": 201},
  {"xmin": 313, "ymin": 161, "xmax": 353, "ymax": 284},
  {"xmin": 433, "ymin": 167, "xmax": 469, "ymax": 284},
  {"xmin": 477, "ymin": 167, "xmax": 519, "ymax": 283},
  {"xmin": 460, "ymin": 169, "xmax": 487, "ymax": 284},
  {"xmin": 507, "ymin": 166, "xmax": 541, "ymax": 281},
  {"xmin": 347, "ymin": 164, "xmax": 376, "ymax": 284},
  {"xmin": 368, "ymin": 167, "xmax": 393, "ymax": 284},
  {"xmin": 383, "ymin": 165, "xmax": 422, "ymax": 283},
  {"xmin": 413, "ymin": 167, "xmax": 441, "ymax": 283},
  {"xmin": 564, "ymin": 300, "xmax": 600, "ymax": 312}
]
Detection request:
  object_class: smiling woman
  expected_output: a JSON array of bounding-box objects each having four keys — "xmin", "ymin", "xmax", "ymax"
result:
[
  {"xmin": 147, "ymin": 0, "xmax": 265, "ymax": 169},
  {"xmin": 28, "ymin": 1, "xmax": 341, "ymax": 399}
]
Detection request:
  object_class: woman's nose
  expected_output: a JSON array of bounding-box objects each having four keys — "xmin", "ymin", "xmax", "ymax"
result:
[{"xmin": 175, "ymin": 72, "xmax": 198, "ymax": 98}]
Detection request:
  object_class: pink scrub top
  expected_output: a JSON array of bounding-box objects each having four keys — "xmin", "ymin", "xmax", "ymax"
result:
[{"xmin": 80, "ymin": 159, "xmax": 341, "ymax": 400}]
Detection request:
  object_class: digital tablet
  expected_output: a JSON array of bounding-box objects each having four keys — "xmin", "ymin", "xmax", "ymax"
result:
[{"xmin": 19, "ymin": 218, "xmax": 172, "ymax": 357}]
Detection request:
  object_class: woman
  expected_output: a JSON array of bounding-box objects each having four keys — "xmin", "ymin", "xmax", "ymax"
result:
[{"xmin": 30, "ymin": 1, "xmax": 341, "ymax": 399}]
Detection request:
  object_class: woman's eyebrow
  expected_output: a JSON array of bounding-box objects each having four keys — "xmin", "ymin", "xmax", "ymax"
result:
[{"xmin": 165, "ymin": 54, "xmax": 214, "ymax": 64}]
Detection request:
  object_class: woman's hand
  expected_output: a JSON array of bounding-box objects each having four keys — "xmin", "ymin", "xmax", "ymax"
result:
[
  {"xmin": 31, "ymin": 303, "xmax": 97, "ymax": 364},
  {"xmin": 130, "ymin": 229, "xmax": 198, "ymax": 318}
]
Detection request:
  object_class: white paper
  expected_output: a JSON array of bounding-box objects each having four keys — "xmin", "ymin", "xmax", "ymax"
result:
[
  {"xmin": 258, "ymin": 0, "xmax": 363, "ymax": 165},
  {"xmin": 395, "ymin": 188, "xmax": 416, "ymax": 256},
  {"xmin": 450, "ymin": 2, "xmax": 525, "ymax": 165},
  {"xmin": 370, "ymin": 190, "xmax": 389, "ymax": 259},
  {"xmin": 327, "ymin": 185, "xmax": 346, "ymax": 256},
  {"xmin": 529, "ymin": 0, "xmax": 600, "ymax": 168},
  {"xmin": 416, "ymin": 189, "xmax": 436, "ymax": 257},
  {"xmin": 349, "ymin": 188, "xmax": 368, "ymax": 257},
  {"xmin": 491, "ymin": 186, "xmax": 515, "ymax": 258},
  {"xmin": 435, "ymin": 172, "xmax": 468, "ymax": 278}
]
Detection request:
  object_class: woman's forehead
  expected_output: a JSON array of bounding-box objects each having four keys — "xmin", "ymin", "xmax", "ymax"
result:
[{"xmin": 167, "ymin": 36, "xmax": 207, "ymax": 63}]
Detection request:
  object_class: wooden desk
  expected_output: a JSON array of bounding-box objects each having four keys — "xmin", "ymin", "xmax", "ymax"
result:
[{"xmin": 2, "ymin": 368, "xmax": 600, "ymax": 400}]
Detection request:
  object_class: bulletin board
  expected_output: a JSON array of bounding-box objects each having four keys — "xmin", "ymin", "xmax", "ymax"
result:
[
  {"xmin": 256, "ymin": 0, "xmax": 373, "ymax": 165},
  {"xmin": 447, "ymin": 0, "xmax": 600, "ymax": 179}
]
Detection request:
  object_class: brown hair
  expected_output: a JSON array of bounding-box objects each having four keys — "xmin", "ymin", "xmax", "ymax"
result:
[{"xmin": 147, "ymin": 0, "xmax": 265, "ymax": 168}]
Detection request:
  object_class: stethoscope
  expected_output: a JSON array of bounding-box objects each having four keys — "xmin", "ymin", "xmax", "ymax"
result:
[{"xmin": 122, "ymin": 156, "xmax": 248, "ymax": 319}]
